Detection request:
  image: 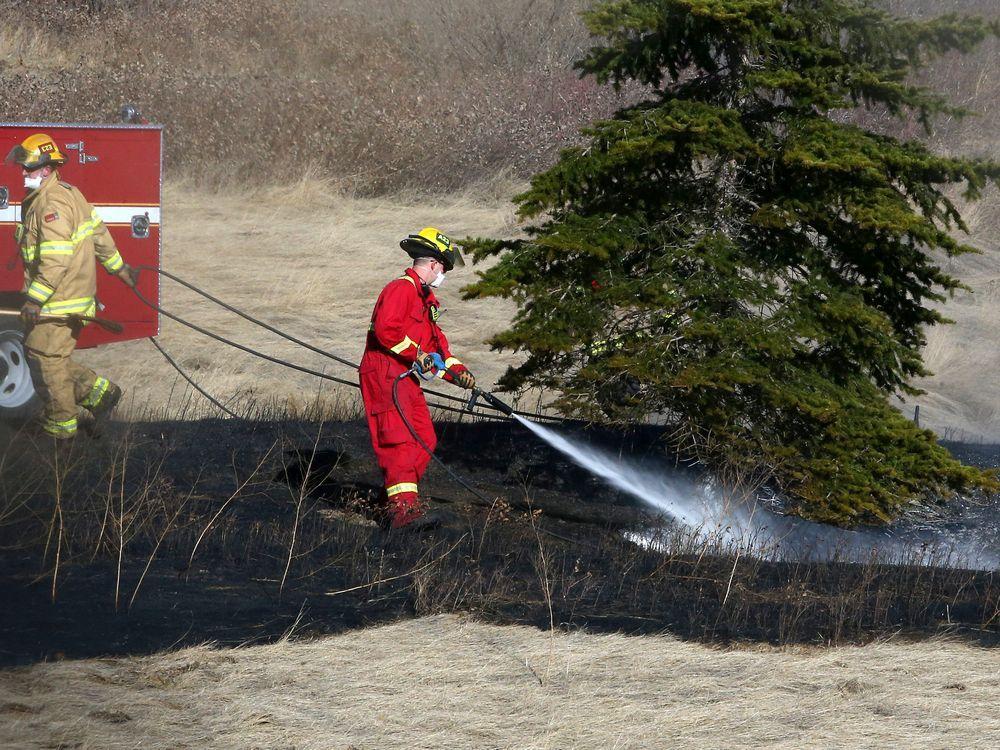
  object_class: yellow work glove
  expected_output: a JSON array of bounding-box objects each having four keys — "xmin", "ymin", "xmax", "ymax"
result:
[{"xmin": 415, "ymin": 350, "xmax": 437, "ymax": 374}]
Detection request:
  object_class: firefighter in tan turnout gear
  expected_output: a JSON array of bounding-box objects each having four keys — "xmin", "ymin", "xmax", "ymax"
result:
[{"xmin": 5, "ymin": 133, "xmax": 137, "ymax": 439}]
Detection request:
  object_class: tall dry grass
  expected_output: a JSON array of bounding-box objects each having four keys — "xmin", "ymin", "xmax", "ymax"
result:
[
  {"xmin": 2, "ymin": 0, "xmax": 999, "ymax": 433},
  {"xmin": 74, "ymin": 174, "xmax": 527, "ymax": 418}
]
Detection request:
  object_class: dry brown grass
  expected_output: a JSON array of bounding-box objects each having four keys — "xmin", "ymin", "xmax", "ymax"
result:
[
  {"xmin": 68, "ymin": 171, "xmax": 1000, "ymax": 439},
  {"xmin": 2, "ymin": 614, "xmax": 998, "ymax": 749},
  {"xmin": 74, "ymin": 175, "xmax": 530, "ymax": 419},
  {"xmin": 893, "ymin": 185, "xmax": 1000, "ymax": 441},
  {"xmin": 3, "ymin": 0, "xmax": 998, "ymax": 434}
]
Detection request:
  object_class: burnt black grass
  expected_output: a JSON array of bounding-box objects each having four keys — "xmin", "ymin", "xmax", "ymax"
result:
[{"xmin": 1, "ymin": 409, "xmax": 998, "ymax": 666}]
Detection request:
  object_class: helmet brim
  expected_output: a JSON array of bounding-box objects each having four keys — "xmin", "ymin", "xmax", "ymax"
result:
[
  {"xmin": 4, "ymin": 144, "xmax": 64, "ymax": 170},
  {"xmin": 4, "ymin": 145, "xmax": 27, "ymax": 166},
  {"xmin": 400, "ymin": 236, "xmax": 464, "ymax": 272}
]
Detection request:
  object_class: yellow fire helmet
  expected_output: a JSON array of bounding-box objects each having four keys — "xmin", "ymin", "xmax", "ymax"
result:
[
  {"xmin": 5, "ymin": 133, "xmax": 67, "ymax": 171},
  {"xmin": 400, "ymin": 226, "xmax": 465, "ymax": 272}
]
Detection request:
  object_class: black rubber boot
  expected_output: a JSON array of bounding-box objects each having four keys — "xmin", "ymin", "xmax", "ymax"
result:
[{"xmin": 82, "ymin": 383, "xmax": 122, "ymax": 437}]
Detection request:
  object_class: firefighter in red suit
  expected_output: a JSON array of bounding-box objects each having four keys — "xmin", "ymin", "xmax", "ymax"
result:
[{"xmin": 359, "ymin": 227, "xmax": 476, "ymax": 529}]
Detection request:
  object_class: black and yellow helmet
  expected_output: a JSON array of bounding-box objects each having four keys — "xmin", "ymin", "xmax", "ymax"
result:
[
  {"xmin": 5, "ymin": 133, "xmax": 67, "ymax": 170},
  {"xmin": 400, "ymin": 226, "xmax": 465, "ymax": 272}
]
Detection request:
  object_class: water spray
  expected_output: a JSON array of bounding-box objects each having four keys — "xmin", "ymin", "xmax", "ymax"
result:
[
  {"xmin": 406, "ymin": 366, "xmax": 998, "ymax": 571},
  {"xmin": 513, "ymin": 415, "xmax": 999, "ymax": 571}
]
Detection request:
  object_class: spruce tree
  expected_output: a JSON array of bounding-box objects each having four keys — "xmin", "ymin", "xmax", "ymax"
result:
[{"xmin": 463, "ymin": 0, "xmax": 1000, "ymax": 524}]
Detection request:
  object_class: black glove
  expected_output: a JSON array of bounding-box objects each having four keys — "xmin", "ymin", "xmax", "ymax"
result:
[
  {"xmin": 453, "ymin": 369, "xmax": 476, "ymax": 390},
  {"xmin": 20, "ymin": 300, "xmax": 41, "ymax": 325},
  {"xmin": 117, "ymin": 264, "xmax": 138, "ymax": 288}
]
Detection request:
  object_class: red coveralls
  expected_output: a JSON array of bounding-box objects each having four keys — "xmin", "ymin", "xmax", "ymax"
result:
[{"xmin": 359, "ymin": 268, "xmax": 469, "ymax": 527}]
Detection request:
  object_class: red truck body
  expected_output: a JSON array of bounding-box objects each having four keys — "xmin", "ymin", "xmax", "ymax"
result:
[{"xmin": 0, "ymin": 123, "xmax": 161, "ymax": 347}]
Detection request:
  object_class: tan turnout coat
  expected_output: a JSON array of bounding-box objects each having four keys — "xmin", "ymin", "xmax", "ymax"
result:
[{"xmin": 17, "ymin": 171, "xmax": 124, "ymax": 315}]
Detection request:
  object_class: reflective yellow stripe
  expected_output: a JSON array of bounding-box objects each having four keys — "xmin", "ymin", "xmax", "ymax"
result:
[
  {"xmin": 43, "ymin": 417, "xmax": 77, "ymax": 435},
  {"xmin": 42, "ymin": 296, "xmax": 95, "ymax": 315},
  {"xmin": 444, "ymin": 357, "xmax": 462, "ymax": 368},
  {"xmin": 386, "ymin": 482, "xmax": 418, "ymax": 497},
  {"xmin": 102, "ymin": 250, "xmax": 124, "ymax": 272},
  {"xmin": 27, "ymin": 281, "xmax": 54, "ymax": 304},
  {"xmin": 390, "ymin": 336, "xmax": 416, "ymax": 355},
  {"xmin": 70, "ymin": 211, "xmax": 102, "ymax": 244},
  {"xmin": 398, "ymin": 275, "xmax": 417, "ymax": 287},
  {"xmin": 71, "ymin": 226, "xmax": 95, "ymax": 244},
  {"xmin": 39, "ymin": 240, "xmax": 74, "ymax": 256},
  {"xmin": 81, "ymin": 377, "xmax": 110, "ymax": 408}
]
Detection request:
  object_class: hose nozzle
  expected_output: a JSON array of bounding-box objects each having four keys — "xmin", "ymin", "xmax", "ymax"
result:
[{"xmin": 474, "ymin": 387, "xmax": 514, "ymax": 416}]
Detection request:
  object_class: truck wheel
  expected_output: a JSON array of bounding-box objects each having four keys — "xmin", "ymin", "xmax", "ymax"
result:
[{"xmin": 0, "ymin": 322, "xmax": 40, "ymax": 420}]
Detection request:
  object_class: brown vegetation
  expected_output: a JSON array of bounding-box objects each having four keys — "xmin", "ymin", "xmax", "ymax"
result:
[
  {"xmin": 0, "ymin": 0, "xmax": 634, "ymax": 191},
  {"xmin": 1, "ymin": 1, "xmax": 996, "ymax": 192},
  {"xmin": 2, "ymin": 614, "xmax": 999, "ymax": 749}
]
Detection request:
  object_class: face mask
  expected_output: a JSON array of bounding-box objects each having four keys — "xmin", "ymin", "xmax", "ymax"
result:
[
  {"xmin": 23, "ymin": 174, "xmax": 43, "ymax": 190},
  {"xmin": 429, "ymin": 271, "xmax": 446, "ymax": 288}
]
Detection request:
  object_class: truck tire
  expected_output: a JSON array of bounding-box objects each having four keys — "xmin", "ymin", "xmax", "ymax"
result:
[{"xmin": 0, "ymin": 321, "xmax": 40, "ymax": 421}]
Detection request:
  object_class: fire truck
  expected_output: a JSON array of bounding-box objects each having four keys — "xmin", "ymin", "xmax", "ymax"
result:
[{"xmin": 0, "ymin": 123, "xmax": 161, "ymax": 418}]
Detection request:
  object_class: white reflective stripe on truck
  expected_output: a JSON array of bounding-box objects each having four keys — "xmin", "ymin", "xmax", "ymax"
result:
[
  {"xmin": 94, "ymin": 206, "xmax": 161, "ymax": 225},
  {"xmin": 0, "ymin": 205, "xmax": 160, "ymax": 225}
]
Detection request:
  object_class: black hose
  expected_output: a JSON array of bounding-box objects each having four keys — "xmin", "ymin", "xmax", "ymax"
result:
[
  {"xmin": 392, "ymin": 370, "xmax": 500, "ymax": 505},
  {"xmin": 131, "ymin": 265, "xmax": 564, "ymax": 423},
  {"xmin": 149, "ymin": 335, "xmax": 240, "ymax": 418},
  {"xmin": 131, "ymin": 281, "xmax": 370, "ymax": 390},
  {"xmin": 140, "ymin": 266, "xmax": 360, "ymax": 370},
  {"xmin": 136, "ymin": 265, "xmax": 469, "ymax": 409},
  {"xmin": 130, "ymin": 275, "xmax": 513, "ymax": 421}
]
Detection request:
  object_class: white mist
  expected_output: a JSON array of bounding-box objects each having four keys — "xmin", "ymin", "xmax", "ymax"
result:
[{"xmin": 513, "ymin": 416, "xmax": 998, "ymax": 570}]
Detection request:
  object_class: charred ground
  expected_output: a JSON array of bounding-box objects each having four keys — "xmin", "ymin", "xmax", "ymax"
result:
[{"xmin": 1, "ymin": 413, "xmax": 998, "ymax": 667}]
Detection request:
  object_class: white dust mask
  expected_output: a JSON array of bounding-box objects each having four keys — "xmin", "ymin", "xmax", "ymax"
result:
[
  {"xmin": 429, "ymin": 271, "xmax": 446, "ymax": 288},
  {"xmin": 23, "ymin": 174, "xmax": 44, "ymax": 190}
]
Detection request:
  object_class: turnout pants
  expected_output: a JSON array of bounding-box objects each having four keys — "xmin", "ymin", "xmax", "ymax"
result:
[
  {"xmin": 359, "ymin": 370, "xmax": 437, "ymax": 526},
  {"xmin": 25, "ymin": 321, "xmax": 111, "ymax": 438}
]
